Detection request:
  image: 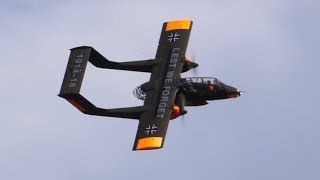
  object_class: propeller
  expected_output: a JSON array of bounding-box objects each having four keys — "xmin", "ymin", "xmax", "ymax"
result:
[
  {"xmin": 239, "ymin": 90, "xmax": 247, "ymax": 95},
  {"xmin": 191, "ymin": 55, "xmax": 199, "ymax": 76},
  {"xmin": 185, "ymin": 59, "xmax": 198, "ymax": 76},
  {"xmin": 176, "ymin": 93, "xmax": 187, "ymax": 126},
  {"xmin": 186, "ymin": 54, "xmax": 199, "ymax": 76},
  {"xmin": 181, "ymin": 112, "xmax": 186, "ymax": 127}
]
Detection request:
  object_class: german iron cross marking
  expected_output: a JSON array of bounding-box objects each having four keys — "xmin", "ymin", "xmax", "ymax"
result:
[
  {"xmin": 167, "ymin": 32, "xmax": 180, "ymax": 42},
  {"xmin": 145, "ymin": 125, "xmax": 157, "ymax": 134}
]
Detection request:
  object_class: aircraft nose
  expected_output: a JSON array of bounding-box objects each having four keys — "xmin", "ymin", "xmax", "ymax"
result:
[
  {"xmin": 226, "ymin": 85, "xmax": 241, "ymax": 98},
  {"xmin": 237, "ymin": 89, "xmax": 242, "ymax": 96}
]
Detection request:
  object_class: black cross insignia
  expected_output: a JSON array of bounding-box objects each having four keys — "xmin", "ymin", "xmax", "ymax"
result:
[
  {"xmin": 167, "ymin": 32, "xmax": 180, "ymax": 42},
  {"xmin": 145, "ymin": 125, "xmax": 157, "ymax": 135}
]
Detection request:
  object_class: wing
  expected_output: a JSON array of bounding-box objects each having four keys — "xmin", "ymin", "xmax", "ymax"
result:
[{"xmin": 132, "ymin": 20, "xmax": 193, "ymax": 150}]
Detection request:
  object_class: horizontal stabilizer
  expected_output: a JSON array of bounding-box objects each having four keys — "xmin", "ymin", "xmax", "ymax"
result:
[
  {"xmin": 75, "ymin": 46, "xmax": 155, "ymax": 72},
  {"xmin": 59, "ymin": 93, "xmax": 147, "ymax": 119}
]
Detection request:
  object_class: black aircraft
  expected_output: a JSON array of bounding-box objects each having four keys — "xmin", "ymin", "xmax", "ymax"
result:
[{"xmin": 58, "ymin": 20, "xmax": 241, "ymax": 151}]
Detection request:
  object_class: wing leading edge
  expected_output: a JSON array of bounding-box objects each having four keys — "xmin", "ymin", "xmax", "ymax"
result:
[{"xmin": 133, "ymin": 20, "xmax": 193, "ymax": 151}]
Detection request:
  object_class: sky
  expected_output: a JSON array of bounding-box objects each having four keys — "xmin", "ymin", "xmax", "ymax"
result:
[{"xmin": 1, "ymin": 0, "xmax": 320, "ymax": 179}]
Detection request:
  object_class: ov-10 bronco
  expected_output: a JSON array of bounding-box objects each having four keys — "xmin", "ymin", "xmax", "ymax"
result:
[{"xmin": 58, "ymin": 19, "xmax": 241, "ymax": 151}]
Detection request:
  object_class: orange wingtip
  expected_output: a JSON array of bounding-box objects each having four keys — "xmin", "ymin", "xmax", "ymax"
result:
[
  {"xmin": 67, "ymin": 99, "xmax": 87, "ymax": 112},
  {"xmin": 185, "ymin": 57, "xmax": 192, "ymax": 63},
  {"xmin": 136, "ymin": 137, "xmax": 163, "ymax": 150},
  {"xmin": 165, "ymin": 19, "xmax": 192, "ymax": 31}
]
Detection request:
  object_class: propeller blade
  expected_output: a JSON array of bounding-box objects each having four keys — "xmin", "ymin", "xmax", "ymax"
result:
[
  {"xmin": 177, "ymin": 93, "xmax": 187, "ymax": 126},
  {"xmin": 192, "ymin": 65, "xmax": 198, "ymax": 76},
  {"xmin": 191, "ymin": 55, "xmax": 198, "ymax": 76},
  {"xmin": 181, "ymin": 113, "xmax": 186, "ymax": 127}
]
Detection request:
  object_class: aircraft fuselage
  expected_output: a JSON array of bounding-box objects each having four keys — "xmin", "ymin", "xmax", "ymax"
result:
[{"xmin": 177, "ymin": 77, "xmax": 241, "ymax": 106}]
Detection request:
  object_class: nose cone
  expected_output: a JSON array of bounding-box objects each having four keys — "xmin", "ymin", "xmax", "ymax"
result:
[
  {"xmin": 192, "ymin": 62, "xmax": 199, "ymax": 68},
  {"xmin": 188, "ymin": 62, "xmax": 198, "ymax": 70},
  {"xmin": 182, "ymin": 62, "xmax": 199, "ymax": 73},
  {"xmin": 225, "ymin": 85, "xmax": 242, "ymax": 98},
  {"xmin": 237, "ymin": 89, "xmax": 242, "ymax": 96}
]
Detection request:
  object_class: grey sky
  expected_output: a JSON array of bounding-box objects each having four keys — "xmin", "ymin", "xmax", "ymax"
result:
[{"xmin": 1, "ymin": 0, "xmax": 319, "ymax": 180}]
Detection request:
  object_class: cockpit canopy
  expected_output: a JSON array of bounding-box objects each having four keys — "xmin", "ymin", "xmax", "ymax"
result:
[{"xmin": 180, "ymin": 77, "xmax": 223, "ymax": 85}]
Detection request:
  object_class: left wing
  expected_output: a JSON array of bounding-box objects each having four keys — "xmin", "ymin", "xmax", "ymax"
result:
[{"xmin": 132, "ymin": 20, "xmax": 193, "ymax": 151}]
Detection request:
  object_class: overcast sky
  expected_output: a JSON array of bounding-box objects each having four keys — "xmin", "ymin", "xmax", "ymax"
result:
[{"xmin": 1, "ymin": 0, "xmax": 320, "ymax": 180}]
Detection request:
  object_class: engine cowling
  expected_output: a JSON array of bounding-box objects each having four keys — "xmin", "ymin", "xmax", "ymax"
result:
[
  {"xmin": 170, "ymin": 93, "xmax": 187, "ymax": 120},
  {"xmin": 170, "ymin": 105, "xmax": 180, "ymax": 120}
]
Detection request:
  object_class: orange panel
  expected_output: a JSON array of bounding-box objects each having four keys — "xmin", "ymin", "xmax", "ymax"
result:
[
  {"xmin": 136, "ymin": 137, "xmax": 163, "ymax": 150},
  {"xmin": 165, "ymin": 20, "xmax": 191, "ymax": 31},
  {"xmin": 67, "ymin": 99, "xmax": 87, "ymax": 112}
]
